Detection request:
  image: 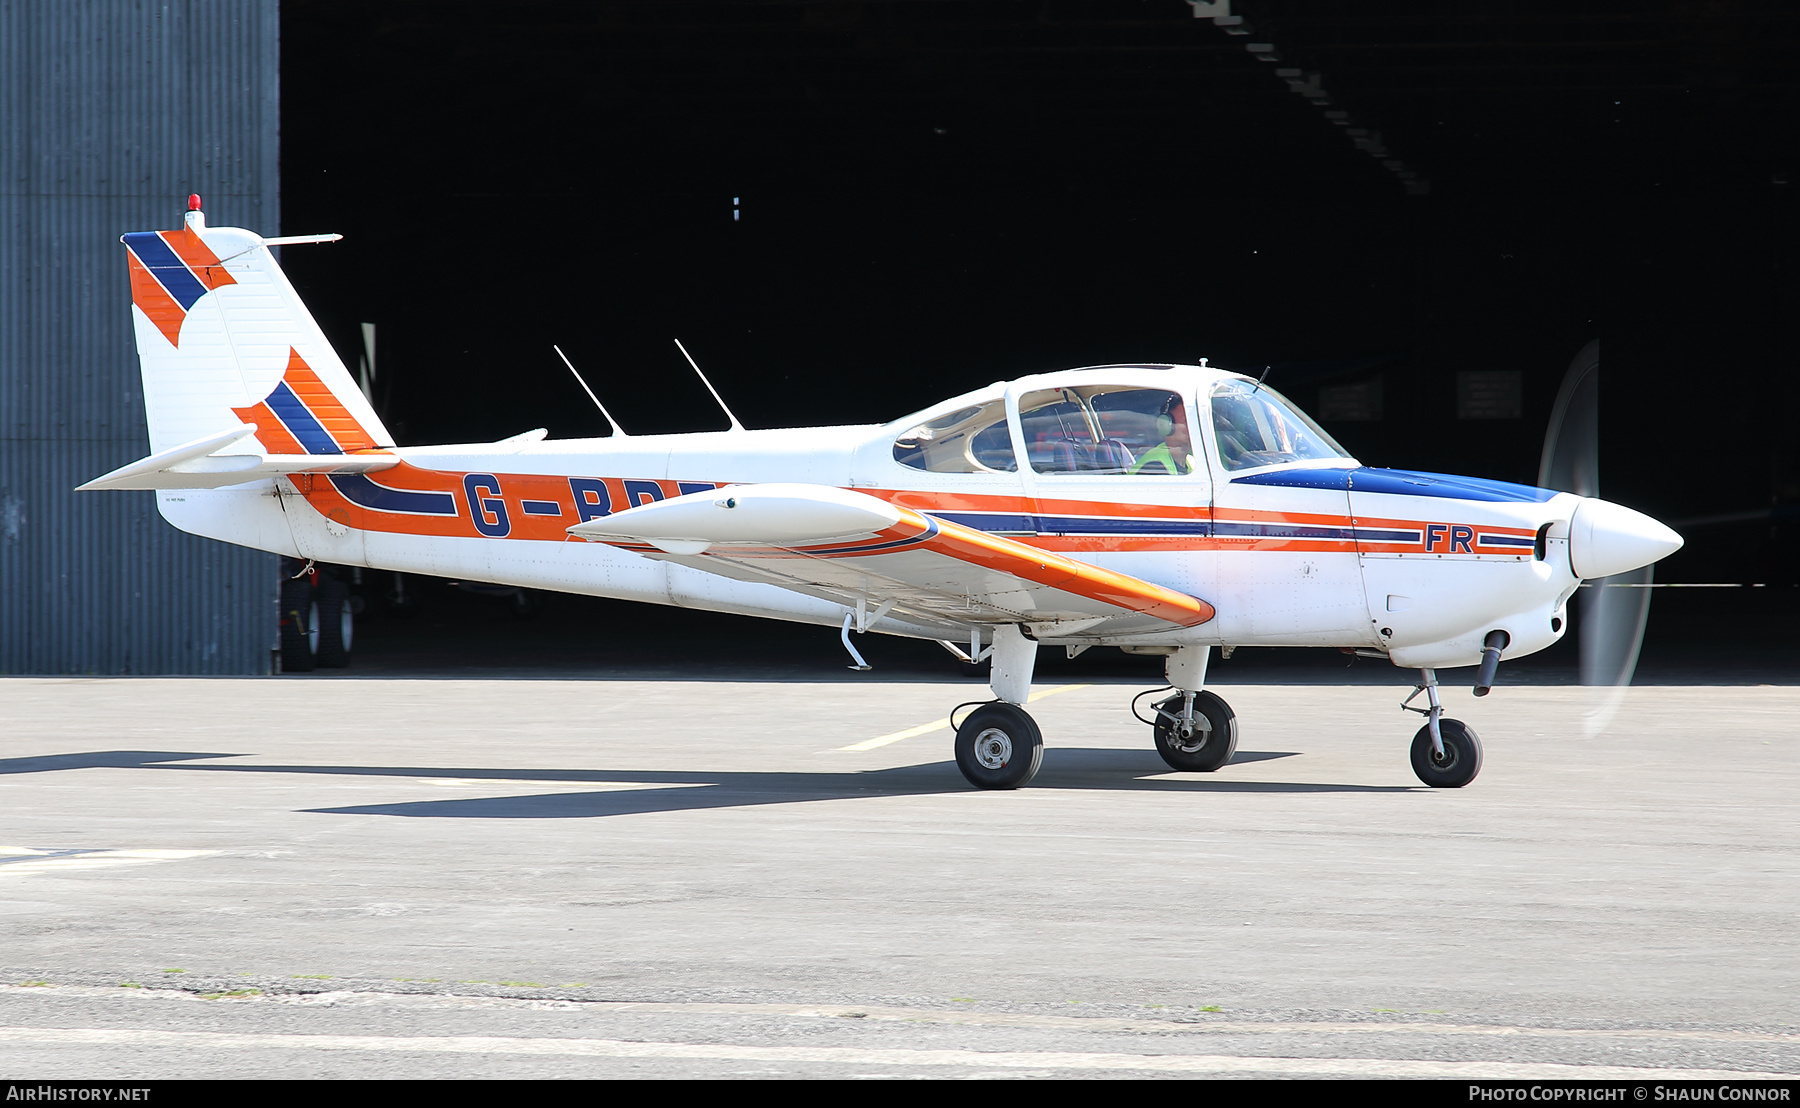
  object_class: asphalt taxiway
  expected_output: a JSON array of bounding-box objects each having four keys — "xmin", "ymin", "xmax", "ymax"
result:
[{"xmin": 3, "ymin": 675, "xmax": 1798, "ymax": 1079}]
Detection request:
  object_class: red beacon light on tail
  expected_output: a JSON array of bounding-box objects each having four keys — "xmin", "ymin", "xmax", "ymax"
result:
[{"xmin": 188, "ymin": 194, "xmax": 203, "ymax": 212}]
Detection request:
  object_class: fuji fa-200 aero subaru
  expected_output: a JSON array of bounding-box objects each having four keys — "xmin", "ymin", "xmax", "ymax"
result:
[{"xmin": 85, "ymin": 199, "xmax": 1682, "ymax": 789}]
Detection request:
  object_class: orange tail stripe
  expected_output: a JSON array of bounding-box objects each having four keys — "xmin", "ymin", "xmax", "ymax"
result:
[
  {"xmin": 229, "ymin": 399, "xmax": 305, "ymax": 455},
  {"xmin": 126, "ymin": 250, "xmax": 186, "ymax": 346},
  {"xmin": 159, "ymin": 227, "xmax": 237, "ymax": 292}
]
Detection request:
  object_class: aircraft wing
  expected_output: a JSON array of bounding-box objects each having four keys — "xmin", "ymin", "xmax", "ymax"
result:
[{"xmin": 568, "ymin": 483, "xmax": 1214, "ymax": 639}]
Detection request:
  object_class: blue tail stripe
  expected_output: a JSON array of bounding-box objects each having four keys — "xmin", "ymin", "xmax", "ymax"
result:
[
  {"xmin": 265, "ymin": 382, "xmax": 340, "ymax": 454},
  {"xmin": 123, "ymin": 232, "xmax": 209, "ymax": 310}
]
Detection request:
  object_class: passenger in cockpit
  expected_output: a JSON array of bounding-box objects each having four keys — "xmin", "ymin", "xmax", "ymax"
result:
[{"xmin": 1128, "ymin": 395, "xmax": 1194, "ymax": 475}]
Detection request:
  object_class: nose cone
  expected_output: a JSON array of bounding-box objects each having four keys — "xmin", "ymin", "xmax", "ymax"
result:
[{"xmin": 1569, "ymin": 498, "xmax": 1684, "ymax": 579}]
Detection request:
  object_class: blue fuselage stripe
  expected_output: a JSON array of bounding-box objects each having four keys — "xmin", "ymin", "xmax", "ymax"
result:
[
  {"xmin": 1354, "ymin": 528, "xmax": 1423, "ymax": 543},
  {"xmin": 521, "ymin": 500, "xmax": 563, "ymax": 516},
  {"xmin": 1040, "ymin": 516, "xmax": 1214, "ymax": 536},
  {"xmin": 124, "ymin": 232, "xmax": 209, "ymax": 310},
  {"xmin": 328, "ymin": 474, "xmax": 459, "ymax": 516},
  {"xmin": 1231, "ymin": 466, "xmax": 1561, "ymax": 504},
  {"xmin": 1213, "ymin": 521, "xmax": 1357, "ymax": 541},
  {"xmin": 930, "ymin": 512, "xmax": 1216, "ymax": 536},
  {"xmin": 930, "ymin": 512, "xmax": 1041, "ymax": 533}
]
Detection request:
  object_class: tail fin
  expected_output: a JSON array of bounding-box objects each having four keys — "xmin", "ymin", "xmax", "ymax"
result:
[{"xmin": 122, "ymin": 198, "xmax": 393, "ymax": 456}]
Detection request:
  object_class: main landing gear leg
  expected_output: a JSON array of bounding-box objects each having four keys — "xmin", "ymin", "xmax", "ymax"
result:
[
  {"xmin": 953, "ymin": 625, "xmax": 1044, "ymax": 789},
  {"xmin": 1148, "ymin": 645, "xmax": 1237, "ymax": 772},
  {"xmin": 1402, "ymin": 668, "xmax": 1483, "ymax": 788}
]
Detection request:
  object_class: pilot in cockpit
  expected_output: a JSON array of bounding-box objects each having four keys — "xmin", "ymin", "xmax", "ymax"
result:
[{"xmin": 1127, "ymin": 394, "xmax": 1195, "ymax": 475}]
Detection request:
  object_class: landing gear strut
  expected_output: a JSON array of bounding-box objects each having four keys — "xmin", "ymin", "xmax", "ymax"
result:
[
  {"xmin": 1401, "ymin": 668, "xmax": 1483, "ymax": 787},
  {"xmin": 1132, "ymin": 645, "xmax": 1238, "ymax": 772},
  {"xmin": 952, "ymin": 625, "xmax": 1045, "ymax": 790}
]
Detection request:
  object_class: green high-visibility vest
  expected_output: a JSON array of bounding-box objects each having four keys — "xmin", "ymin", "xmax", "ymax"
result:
[{"xmin": 1127, "ymin": 443, "xmax": 1193, "ymax": 475}]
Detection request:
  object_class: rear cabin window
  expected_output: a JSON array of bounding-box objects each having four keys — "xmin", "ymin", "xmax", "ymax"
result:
[
  {"xmin": 892, "ymin": 399, "xmax": 1017, "ymax": 473},
  {"xmin": 1018, "ymin": 386, "xmax": 1195, "ymax": 476}
]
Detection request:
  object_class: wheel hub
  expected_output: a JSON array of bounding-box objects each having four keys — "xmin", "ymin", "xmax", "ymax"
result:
[
  {"xmin": 1165, "ymin": 710, "xmax": 1211, "ymax": 753},
  {"xmin": 972, "ymin": 727, "xmax": 1013, "ymax": 769}
]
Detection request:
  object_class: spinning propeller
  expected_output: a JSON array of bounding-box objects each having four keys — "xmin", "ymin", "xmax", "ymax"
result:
[{"xmin": 1538, "ymin": 340, "xmax": 1656, "ymax": 729}]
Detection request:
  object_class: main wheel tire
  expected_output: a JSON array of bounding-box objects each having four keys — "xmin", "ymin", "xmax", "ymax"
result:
[
  {"xmin": 278, "ymin": 570, "xmax": 316, "ymax": 674},
  {"xmin": 1410, "ymin": 719, "xmax": 1483, "ymax": 788},
  {"xmin": 1152, "ymin": 691, "xmax": 1238, "ymax": 771},
  {"xmin": 954, "ymin": 703, "xmax": 1044, "ymax": 790},
  {"xmin": 312, "ymin": 577, "xmax": 351, "ymax": 668}
]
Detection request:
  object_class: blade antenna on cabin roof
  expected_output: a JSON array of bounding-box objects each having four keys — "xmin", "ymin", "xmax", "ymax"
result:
[
  {"xmin": 674, "ymin": 338, "xmax": 746, "ymax": 432},
  {"xmin": 553, "ymin": 344, "xmax": 630, "ymax": 437}
]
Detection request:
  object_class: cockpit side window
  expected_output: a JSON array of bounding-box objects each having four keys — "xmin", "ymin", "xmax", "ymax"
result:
[
  {"xmin": 1208, "ymin": 379, "xmax": 1350, "ymax": 471},
  {"xmin": 893, "ymin": 398, "xmax": 1017, "ymax": 473},
  {"xmin": 1018, "ymin": 386, "xmax": 1194, "ymax": 476}
]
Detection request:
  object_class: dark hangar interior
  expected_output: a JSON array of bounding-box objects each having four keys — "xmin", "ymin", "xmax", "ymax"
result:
[{"xmin": 275, "ymin": 0, "xmax": 1800, "ymax": 673}]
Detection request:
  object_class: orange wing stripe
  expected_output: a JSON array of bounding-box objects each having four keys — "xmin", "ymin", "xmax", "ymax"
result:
[{"xmin": 900, "ymin": 508, "xmax": 1214, "ymax": 627}]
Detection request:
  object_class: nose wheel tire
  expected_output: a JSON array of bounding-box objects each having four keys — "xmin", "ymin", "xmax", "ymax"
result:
[
  {"xmin": 1151, "ymin": 691, "xmax": 1238, "ymax": 772},
  {"xmin": 954, "ymin": 703, "xmax": 1044, "ymax": 790},
  {"xmin": 1410, "ymin": 719, "xmax": 1483, "ymax": 788}
]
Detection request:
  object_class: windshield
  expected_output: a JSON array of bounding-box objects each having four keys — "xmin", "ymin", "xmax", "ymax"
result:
[{"xmin": 1208, "ymin": 379, "xmax": 1351, "ymax": 471}]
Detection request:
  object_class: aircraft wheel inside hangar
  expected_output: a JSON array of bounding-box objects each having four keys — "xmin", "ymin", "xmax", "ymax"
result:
[
  {"xmin": 308, "ymin": 575, "xmax": 353, "ymax": 669},
  {"xmin": 278, "ymin": 557, "xmax": 354, "ymax": 673},
  {"xmin": 1151, "ymin": 691, "xmax": 1239, "ymax": 773},
  {"xmin": 954, "ymin": 702, "xmax": 1044, "ymax": 790},
  {"xmin": 1410, "ymin": 719, "xmax": 1484, "ymax": 788}
]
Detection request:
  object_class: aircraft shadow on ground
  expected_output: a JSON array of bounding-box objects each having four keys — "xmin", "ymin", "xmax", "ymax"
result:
[
  {"xmin": 0, "ymin": 750, "xmax": 244, "ymax": 775},
  {"xmin": 5, "ymin": 746, "xmax": 1411, "ymax": 818}
]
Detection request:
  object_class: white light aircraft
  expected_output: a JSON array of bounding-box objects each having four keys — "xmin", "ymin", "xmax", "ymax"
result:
[{"xmin": 84, "ymin": 199, "xmax": 1684, "ymax": 789}]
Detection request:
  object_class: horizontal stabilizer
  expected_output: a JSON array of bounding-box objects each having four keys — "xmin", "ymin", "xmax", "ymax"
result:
[{"xmin": 78, "ymin": 423, "xmax": 396, "ymax": 491}]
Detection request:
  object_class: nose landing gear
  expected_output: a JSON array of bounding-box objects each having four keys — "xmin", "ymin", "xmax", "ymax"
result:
[
  {"xmin": 1401, "ymin": 668, "xmax": 1483, "ymax": 787},
  {"xmin": 1410, "ymin": 718, "xmax": 1483, "ymax": 788}
]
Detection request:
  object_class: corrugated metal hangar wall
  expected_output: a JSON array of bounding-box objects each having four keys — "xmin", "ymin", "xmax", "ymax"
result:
[{"xmin": 1, "ymin": 0, "xmax": 279, "ymax": 674}]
